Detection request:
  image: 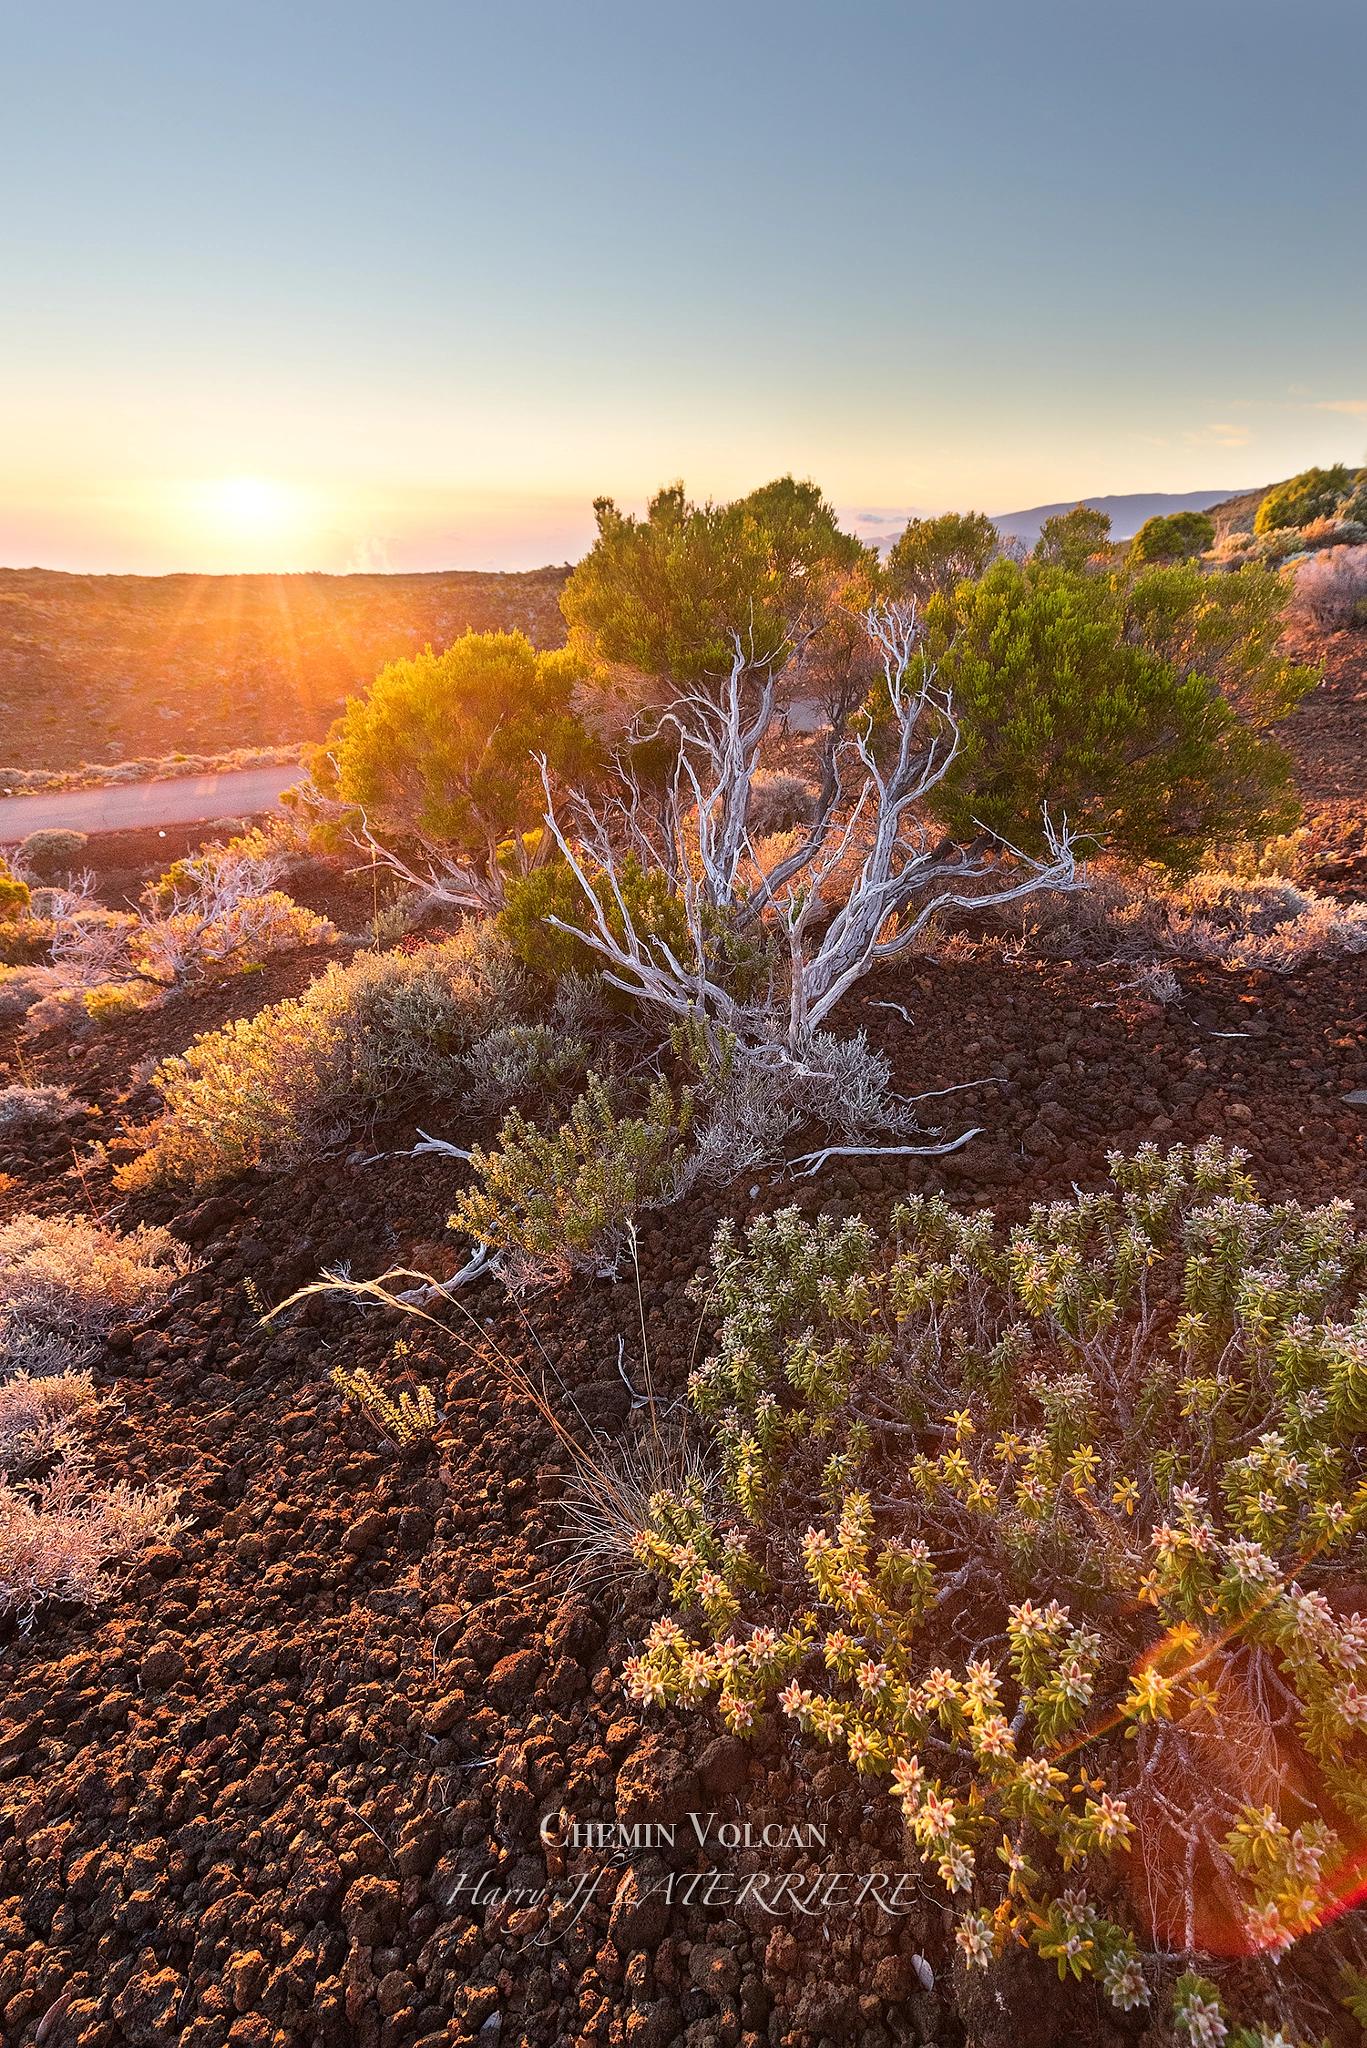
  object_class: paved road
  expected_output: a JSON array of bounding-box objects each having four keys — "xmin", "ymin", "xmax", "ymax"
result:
[{"xmin": 0, "ymin": 765, "xmax": 303, "ymax": 842}]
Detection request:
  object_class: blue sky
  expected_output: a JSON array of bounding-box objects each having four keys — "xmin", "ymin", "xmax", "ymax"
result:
[{"xmin": 1, "ymin": 0, "xmax": 1364, "ymax": 571}]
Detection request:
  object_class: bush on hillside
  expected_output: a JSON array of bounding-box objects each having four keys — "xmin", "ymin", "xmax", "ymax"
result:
[
  {"xmin": 562, "ymin": 476, "xmax": 865, "ymax": 689},
  {"xmin": 1130, "ymin": 510, "xmax": 1215, "ymax": 562},
  {"xmin": 18, "ymin": 829, "xmax": 88, "ymax": 876},
  {"xmin": 0, "ymin": 857, "xmax": 30, "ymax": 921},
  {"xmin": 0, "ymin": 1212, "xmax": 196, "ymax": 1376},
  {"xmin": 0, "ymin": 1083, "xmax": 79, "ymax": 1133},
  {"xmin": 1289, "ymin": 545, "xmax": 1367, "ymax": 633},
  {"xmin": 920, "ymin": 560, "xmax": 1302, "ymax": 868},
  {"xmin": 1123, "ymin": 557, "xmax": 1317, "ymax": 727},
  {"xmin": 306, "ymin": 629, "xmax": 595, "ymax": 907},
  {"xmin": 114, "ymin": 927, "xmax": 522, "ymax": 1194},
  {"xmin": 1256, "ymin": 465, "xmax": 1354, "ymax": 535},
  {"xmin": 451, "ymin": 1073, "xmax": 695, "ymax": 1289},
  {"xmin": 885, "ymin": 511, "xmax": 1000, "ymax": 603},
  {"xmin": 625, "ymin": 1142, "xmax": 1367, "ymax": 2037},
  {"xmin": 0, "ymin": 1369, "xmax": 98, "ymax": 1470},
  {"xmin": 1032, "ymin": 504, "xmax": 1112, "ymax": 570}
]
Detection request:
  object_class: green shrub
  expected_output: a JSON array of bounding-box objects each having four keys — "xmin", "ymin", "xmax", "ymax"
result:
[
  {"xmin": 1130, "ymin": 510, "xmax": 1215, "ymax": 562},
  {"xmin": 626, "ymin": 1141, "xmax": 1367, "ymax": 2028},
  {"xmin": 451, "ymin": 1072, "xmax": 693, "ymax": 1288},
  {"xmin": 561, "ymin": 476, "xmax": 865, "ymax": 687},
  {"xmin": 0, "ymin": 859, "xmax": 30, "ymax": 922},
  {"xmin": 1255, "ymin": 465, "xmax": 1353, "ymax": 534},
  {"xmin": 885, "ymin": 511, "xmax": 1000, "ymax": 603},
  {"xmin": 499, "ymin": 852, "xmax": 698, "ymax": 991},
  {"xmin": 307, "ymin": 630, "xmax": 593, "ymax": 902},
  {"xmin": 1032, "ymin": 504, "xmax": 1112, "ymax": 570},
  {"xmin": 115, "ymin": 928, "xmax": 518, "ymax": 1194},
  {"xmin": 921, "ymin": 560, "xmax": 1302, "ymax": 867}
]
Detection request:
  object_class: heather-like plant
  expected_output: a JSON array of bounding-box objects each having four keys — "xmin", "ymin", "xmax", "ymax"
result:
[
  {"xmin": 0, "ymin": 1083, "xmax": 79, "ymax": 1133},
  {"xmin": 0, "ymin": 1369, "xmax": 98, "ymax": 1470},
  {"xmin": 0, "ymin": 1452, "xmax": 183, "ymax": 1621},
  {"xmin": 451, "ymin": 1072, "xmax": 695, "ymax": 1288},
  {"xmin": 0, "ymin": 1212, "xmax": 195, "ymax": 1369},
  {"xmin": 624, "ymin": 1141, "xmax": 1367, "ymax": 2031},
  {"xmin": 116, "ymin": 927, "xmax": 519, "ymax": 1193},
  {"xmin": 1289, "ymin": 545, "xmax": 1367, "ymax": 633}
]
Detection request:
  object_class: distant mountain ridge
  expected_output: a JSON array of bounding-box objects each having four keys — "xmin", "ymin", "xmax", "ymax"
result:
[
  {"xmin": 989, "ymin": 489, "xmax": 1246, "ymax": 547},
  {"xmin": 860, "ymin": 485, "xmax": 1276, "ymax": 556}
]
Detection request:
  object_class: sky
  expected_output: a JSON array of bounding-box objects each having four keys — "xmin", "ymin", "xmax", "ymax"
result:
[{"xmin": 1, "ymin": 0, "xmax": 1364, "ymax": 575}]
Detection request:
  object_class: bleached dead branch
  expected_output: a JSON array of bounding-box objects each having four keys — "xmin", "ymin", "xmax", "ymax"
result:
[{"xmin": 539, "ymin": 599, "xmax": 1084, "ymax": 1056}]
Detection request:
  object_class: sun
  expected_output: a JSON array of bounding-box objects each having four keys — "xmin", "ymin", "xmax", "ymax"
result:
[{"xmin": 203, "ymin": 476, "xmax": 299, "ymax": 538}]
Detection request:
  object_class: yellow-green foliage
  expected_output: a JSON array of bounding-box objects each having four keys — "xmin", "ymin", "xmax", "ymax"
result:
[
  {"xmin": 307, "ymin": 630, "xmax": 593, "ymax": 898},
  {"xmin": 330, "ymin": 1364, "xmax": 438, "ymax": 1448},
  {"xmin": 627, "ymin": 1141, "xmax": 1367, "ymax": 2025},
  {"xmin": 1255, "ymin": 465, "xmax": 1353, "ymax": 534},
  {"xmin": 115, "ymin": 929, "xmax": 514, "ymax": 1194},
  {"xmin": 82, "ymin": 979, "xmax": 164, "ymax": 1025},
  {"xmin": 452, "ymin": 1072, "xmax": 693, "ymax": 1285},
  {"xmin": 499, "ymin": 852, "xmax": 693, "ymax": 987},
  {"xmin": 0, "ymin": 859, "xmax": 30, "ymax": 922},
  {"xmin": 1130, "ymin": 510, "xmax": 1215, "ymax": 562}
]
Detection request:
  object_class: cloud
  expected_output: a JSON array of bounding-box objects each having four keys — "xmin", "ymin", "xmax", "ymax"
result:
[
  {"xmin": 1183, "ymin": 422, "xmax": 1252, "ymax": 449},
  {"xmin": 1316, "ymin": 399, "xmax": 1367, "ymax": 416}
]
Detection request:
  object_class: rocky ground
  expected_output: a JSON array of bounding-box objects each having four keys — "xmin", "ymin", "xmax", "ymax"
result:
[{"xmin": 1, "ymin": 639, "xmax": 1366, "ymax": 2048}]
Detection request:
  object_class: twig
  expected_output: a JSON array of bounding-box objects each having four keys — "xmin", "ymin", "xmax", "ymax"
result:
[{"xmin": 790, "ymin": 1128, "xmax": 984, "ymax": 1176}]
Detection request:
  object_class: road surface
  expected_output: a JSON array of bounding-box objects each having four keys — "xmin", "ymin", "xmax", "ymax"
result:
[{"xmin": 0, "ymin": 765, "xmax": 303, "ymax": 842}]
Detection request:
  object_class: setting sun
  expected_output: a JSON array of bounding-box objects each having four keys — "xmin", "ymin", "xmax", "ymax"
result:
[{"xmin": 198, "ymin": 475, "xmax": 301, "ymax": 541}]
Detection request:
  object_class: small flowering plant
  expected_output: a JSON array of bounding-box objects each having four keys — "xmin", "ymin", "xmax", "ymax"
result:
[{"xmin": 625, "ymin": 1141, "xmax": 1367, "ymax": 2038}]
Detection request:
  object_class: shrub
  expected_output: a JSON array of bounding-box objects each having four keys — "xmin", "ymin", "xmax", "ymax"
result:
[
  {"xmin": 1338, "ymin": 470, "xmax": 1367, "ymax": 528},
  {"xmin": 885, "ymin": 511, "xmax": 1000, "ymax": 603},
  {"xmin": 140, "ymin": 822, "xmax": 298, "ymax": 912},
  {"xmin": 1032, "ymin": 504, "xmax": 1112, "ymax": 570},
  {"xmin": 0, "ymin": 1083, "xmax": 79, "ymax": 1133},
  {"xmin": 0, "ymin": 1453, "xmax": 183, "ymax": 1621},
  {"xmin": 0, "ymin": 1213, "xmax": 196, "ymax": 1371},
  {"xmin": 0, "ymin": 1369, "xmax": 97, "ymax": 1469},
  {"xmin": 923, "ymin": 560, "xmax": 1301, "ymax": 867},
  {"xmin": 499, "ymin": 852, "xmax": 696, "ymax": 989},
  {"xmin": 307, "ymin": 630, "xmax": 594, "ymax": 906},
  {"xmin": 81, "ymin": 979, "xmax": 165, "ymax": 1025},
  {"xmin": 745, "ymin": 770, "xmax": 821, "ymax": 837},
  {"xmin": 1130, "ymin": 510, "xmax": 1215, "ymax": 562},
  {"xmin": 18, "ymin": 828, "xmax": 88, "ymax": 875},
  {"xmin": 1256, "ymin": 464, "xmax": 1353, "ymax": 534},
  {"xmin": 129, "ymin": 887, "xmax": 334, "ymax": 982},
  {"xmin": 563, "ymin": 475, "xmax": 864, "ymax": 688},
  {"xmin": 625, "ymin": 1142, "xmax": 1367, "ymax": 2030},
  {"xmin": 451, "ymin": 1073, "xmax": 694, "ymax": 1288},
  {"xmin": 115, "ymin": 927, "xmax": 520, "ymax": 1194},
  {"xmin": 1123, "ymin": 557, "xmax": 1316, "ymax": 728},
  {"xmin": 1288, "ymin": 544, "xmax": 1367, "ymax": 632},
  {"xmin": 983, "ymin": 864, "xmax": 1367, "ymax": 974},
  {"xmin": 0, "ymin": 858, "xmax": 29, "ymax": 922},
  {"xmin": 0, "ymin": 966, "xmax": 60, "ymax": 1019}
]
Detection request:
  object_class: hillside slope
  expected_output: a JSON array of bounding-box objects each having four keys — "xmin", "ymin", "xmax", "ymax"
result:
[{"xmin": 0, "ymin": 566, "xmax": 570, "ymax": 772}]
